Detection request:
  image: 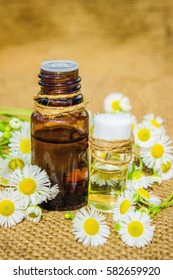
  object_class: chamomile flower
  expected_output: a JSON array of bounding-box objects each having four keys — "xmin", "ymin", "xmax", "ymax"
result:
[
  {"xmin": 143, "ymin": 113, "xmax": 164, "ymax": 133},
  {"xmin": 25, "ymin": 205, "xmax": 42, "ymax": 223},
  {"xmin": 113, "ymin": 190, "xmax": 136, "ymax": 222},
  {"xmin": 72, "ymin": 207, "xmax": 110, "ymax": 246},
  {"xmin": 88, "ymin": 110, "xmax": 95, "ymax": 134},
  {"xmin": 130, "ymin": 115, "xmax": 138, "ymax": 130},
  {"xmin": 159, "ymin": 161, "xmax": 173, "ymax": 180},
  {"xmin": 104, "ymin": 93, "xmax": 131, "ymax": 113},
  {"xmin": 0, "ymin": 153, "xmax": 30, "ymax": 179},
  {"xmin": 140, "ymin": 134, "xmax": 173, "ymax": 171},
  {"xmin": 8, "ymin": 121, "xmax": 31, "ymax": 158},
  {"xmin": 90, "ymin": 169, "xmax": 117, "ymax": 187},
  {"xmin": 0, "ymin": 189, "xmax": 26, "ymax": 227},
  {"xmin": 134, "ymin": 187, "xmax": 161, "ymax": 206},
  {"xmin": 134, "ymin": 122, "xmax": 157, "ymax": 148},
  {"xmin": 9, "ymin": 117, "xmax": 22, "ymax": 129},
  {"xmin": 127, "ymin": 170, "xmax": 153, "ymax": 189},
  {"xmin": 118, "ymin": 211, "xmax": 155, "ymax": 248},
  {"xmin": 9, "ymin": 164, "xmax": 59, "ymax": 207}
]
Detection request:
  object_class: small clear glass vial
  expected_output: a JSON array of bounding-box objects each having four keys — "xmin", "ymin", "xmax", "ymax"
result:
[{"xmin": 88, "ymin": 114, "xmax": 132, "ymax": 213}]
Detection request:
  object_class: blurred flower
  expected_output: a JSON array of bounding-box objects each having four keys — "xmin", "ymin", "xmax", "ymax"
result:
[
  {"xmin": 9, "ymin": 117, "xmax": 22, "ymax": 129},
  {"xmin": 90, "ymin": 169, "xmax": 118, "ymax": 187},
  {"xmin": 134, "ymin": 122, "xmax": 157, "ymax": 148},
  {"xmin": 113, "ymin": 190, "xmax": 136, "ymax": 222},
  {"xmin": 127, "ymin": 170, "xmax": 153, "ymax": 189},
  {"xmin": 159, "ymin": 161, "xmax": 173, "ymax": 181},
  {"xmin": 104, "ymin": 93, "xmax": 131, "ymax": 113},
  {"xmin": 130, "ymin": 115, "xmax": 138, "ymax": 130},
  {"xmin": 0, "ymin": 153, "xmax": 30, "ymax": 179},
  {"xmin": 140, "ymin": 134, "xmax": 173, "ymax": 171},
  {"xmin": 9, "ymin": 121, "xmax": 31, "ymax": 159},
  {"xmin": 143, "ymin": 113, "xmax": 164, "ymax": 133}
]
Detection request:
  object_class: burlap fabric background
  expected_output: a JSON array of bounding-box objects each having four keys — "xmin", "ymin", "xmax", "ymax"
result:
[
  {"xmin": 0, "ymin": 181, "xmax": 173, "ymax": 260},
  {"xmin": 0, "ymin": 0, "xmax": 173, "ymax": 259}
]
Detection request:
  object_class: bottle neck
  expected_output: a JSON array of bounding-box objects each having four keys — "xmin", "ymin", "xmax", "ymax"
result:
[
  {"xmin": 36, "ymin": 69, "xmax": 83, "ymax": 107},
  {"xmin": 38, "ymin": 69, "xmax": 81, "ymax": 95}
]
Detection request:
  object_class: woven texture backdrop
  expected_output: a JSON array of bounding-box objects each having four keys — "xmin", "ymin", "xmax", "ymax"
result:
[
  {"xmin": 0, "ymin": 0, "xmax": 173, "ymax": 259},
  {"xmin": 0, "ymin": 181, "xmax": 173, "ymax": 260}
]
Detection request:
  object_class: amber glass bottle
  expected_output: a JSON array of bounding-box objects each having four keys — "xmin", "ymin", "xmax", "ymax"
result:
[{"xmin": 31, "ymin": 60, "xmax": 89, "ymax": 210}]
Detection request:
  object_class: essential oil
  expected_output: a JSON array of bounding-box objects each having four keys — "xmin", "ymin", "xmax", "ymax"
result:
[
  {"xmin": 31, "ymin": 60, "xmax": 89, "ymax": 210},
  {"xmin": 88, "ymin": 114, "xmax": 133, "ymax": 213}
]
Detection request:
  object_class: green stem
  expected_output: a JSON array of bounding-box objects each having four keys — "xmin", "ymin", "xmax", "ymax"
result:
[
  {"xmin": 0, "ymin": 107, "xmax": 32, "ymax": 118},
  {"xmin": 139, "ymin": 158, "xmax": 143, "ymax": 171},
  {"xmin": 131, "ymin": 163, "xmax": 136, "ymax": 173},
  {"xmin": 149, "ymin": 201, "xmax": 173, "ymax": 218},
  {"xmin": 162, "ymin": 193, "xmax": 173, "ymax": 204},
  {"xmin": 133, "ymin": 152, "xmax": 143, "ymax": 171},
  {"xmin": 139, "ymin": 198, "xmax": 154, "ymax": 207},
  {"xmin": 150, "ymin": 210, "xmax": 160, "ymax": 218},
  {"xmin": 137, "ymin": 202, "xmax": 142, "ymax": 207},
  {"xmin": 150, "ymin": 197, "xmax": 173, "ymax": 212},
  {"xmin": 159, "ymin": 201, "xmax": 173, "ymax": 209},
  {"xmin": 0, "ymin": 140, "xmax": 9, "ymax": 146}
]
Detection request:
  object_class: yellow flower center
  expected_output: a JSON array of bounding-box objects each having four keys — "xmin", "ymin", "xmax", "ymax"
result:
[
  {"xmin": 132, "ymin": 123, "xmax": 135, "ymax": 130},
  {"xmin": 20, "ymin": 139, "xmax": 31, "ymax": 154},
  {"xmin": 137, "ymin": 188, "xmax": 150, "ymax": 199},
  {"xmin": 100, "ymin": 152, "xmax": 106, "ymax": 159},
  {"xmin": 120, "ymin": 199, "xmax": 131, "ymax": 214},
  {"xmin": 28, "ymin": 212, "xmax": 38, "ymax": 218},
  {"xmin": 111, "ymin": 100, "xmax": 121, "ymax": 111},
  {"xmin": 128, "ymin": 221, "xmax": 144, "ymax": 237},
  {"xmin": 150, "ymin": 119, "xmax": 160, "ymax": 128},
  {"xmin": 18, "ymin": 178, "xmax": 37, "ymax": 195},
  {"xmin": 8, "ymin": 158, "xmax": 25, "ymax": 171},
  {"xmin": 151, "ymin": 144, "xmax": 164, "ymax": 158},
  {"xmin": 112, "ymin": 153, "xmax": 120, "ymax": 160},
  {"xmin": 84, "ymin": 218, "xmax": 99, "ymax": 236},
  {"xmin": 0, "ymin": 200, "xmax": 15, "ymax": 216},
  {"xmin": 162, "ymin": 162, "xmax": 171, "ymax": 173},
  {"xmin": 137, "ymin": 128, "xmax": 151, "ymax": 142}
]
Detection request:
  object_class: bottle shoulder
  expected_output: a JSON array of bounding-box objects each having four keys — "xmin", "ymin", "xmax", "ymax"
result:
[
  {"xmin": 31, "ymin": 110, "xmax": 89, "ymax": 143},
  {"xmin": 31, "ymin": 110, "xmax": 89, "ymax": 129}
]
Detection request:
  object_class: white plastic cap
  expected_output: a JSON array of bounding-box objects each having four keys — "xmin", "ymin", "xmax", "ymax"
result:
[
  {"xmin": 41, "ymin": 60, "xmax": 78, "ymax": 72},
  {"xmin": 93, "ymin": 113, "xmax": 132, "ymax": 140}
]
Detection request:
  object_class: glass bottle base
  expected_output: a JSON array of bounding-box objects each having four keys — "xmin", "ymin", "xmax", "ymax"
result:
[
  {"xmin": 40, "ymin": 193, "xmax": 88, "ymax": 211},
  {"xmin": 88, "ymin": 199, "xmax": 116, "ymax": 213},
  {"xmin": 88, "ymin": 192, "xmax": 119, "ymax": 213}
]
